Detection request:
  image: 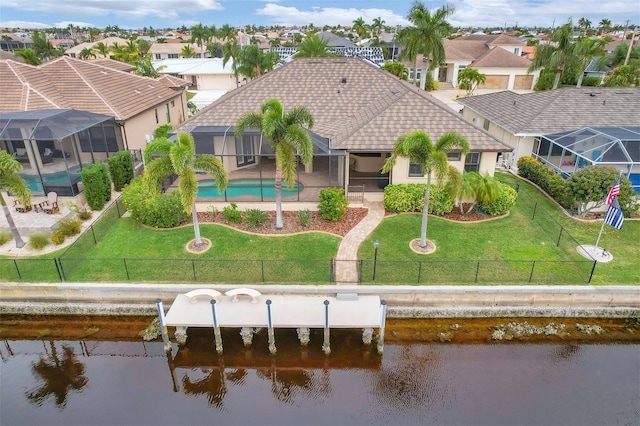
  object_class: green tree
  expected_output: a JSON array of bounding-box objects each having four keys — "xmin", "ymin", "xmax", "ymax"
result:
[
  {"xmin": 457, "ymin": 171, "xmax": 500, "ymax": 215},
  {"xmin": 566, "ymin": 166, "xmax": 637, "ymax": 217},
  {"xmin": 0, "ymin": 151, "xmax": 31, "ymax": 248},
  {"xmin": 134, "ymin": 54, "xmax": 162, "ymax": 78},
  {"xmin": 457, "ymin": 68, "xmax": 486, "ymax": 95},
  {"xmin": 219, "ymin": 24, "xmax": 237, "ymax": 42},
  {"xmin": 143, "ymin": 132, "xmax": 228, "ymax": 246},
  {"xmin": 292, "ymin": 33, "xmax": 338, "ymax": 58},
  {"xmin": 352, "ymin": 17, "xmax": 369, "ymax": 39},
  {"xmin": 528, "ymin": 19, "xmax": 589, "ymax": 89},
  {"xmin": 604, "ymin": 64, "xmax": 640, "ymax": 87},
  {"xmin": 92, "ymin": 41, "xmax": 110, "ymax": 58},
  {"xmin": 372, "ymin": 17, "xmax": 386, "ymax": 36},
  {"xmin": 235, "ymin": 44, "xmax": 279, "ymax": 79},
  {"xmin": 190, "ymin": 23, "xmax": 209, "ymax": 54},
  {"xmin": 78, "ymin": 47, "xmax": 95, "ymax": 60},
  {"xmin": 32, "ymin": 30, "xmax": 63, "ymax": 61},
  {"xmin": 577, "ymin": 17, "xmax": 592, "ymax": 37},
  {"xmin": 380, "ymin": 61, "xmax": 409, "ymax": 80},
  {"xmin": 401, "ymin": 2, "xmax": 454, "ymax": 90},
  {"xmin": 598, "ymin": 19, "xmax": 612, "ymax": 34},
  {"xmin": 235, "ymin": 98, "xmax": 314, "ymax": 229},
  {"xmin": 181, "ymin": 44, "xmax": 197, "ymax": 58},
  {"xmin": 382, "ymin": 131, "xmax": 470, "ymax": 248},
  {"xmin": 14, "ymin": 48, "xmax": 41, "ymax": 65},
  {"xmin": 222, "ymin": 38, "xmax": 240, "ymax": 86}
]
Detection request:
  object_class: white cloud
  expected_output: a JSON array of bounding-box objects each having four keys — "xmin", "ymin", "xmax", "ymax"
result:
[
  {"xmin": 0, "ymin": 20, "xmax": 51, "ymax": 29},
  {"xmin": 256, "ymin": 4, "xmax": 409, "ymax": 27},
  {"xmin": 53, "ymin": 21, "xmax": 99, "ymax": 29}
]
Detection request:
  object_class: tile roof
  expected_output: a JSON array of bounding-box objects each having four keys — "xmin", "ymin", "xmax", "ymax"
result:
[
  {"xmin": 471, "ymin": 46, "xmax": 532, "ymax": 68},
  {"xmin": 87, "ymin": 58, "xmax": 136, "ymax": 72},
  {"xmin": 458, "ymin": 88, "xmax": 640, "ymax": 135},
  {"xmin": 64, "ymin": 37, "xmax": 130, "ymax": 54},
  {"xmin": 179, "ymin": 58, "xmax": 511, "ymax": 152},
  {"xmin": 0, "ymin": 56, "xmax": 184, "ymax": 120}
]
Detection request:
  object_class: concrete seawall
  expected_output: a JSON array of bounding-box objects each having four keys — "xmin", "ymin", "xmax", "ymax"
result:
[{"xmin": 1, "ymin": 283, "xmax": 639, "ymax": 319}]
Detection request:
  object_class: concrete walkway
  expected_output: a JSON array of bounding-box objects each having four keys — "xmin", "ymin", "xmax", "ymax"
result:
[{"xmin": 334, "ymin": 200, "xmax": 385, "ymax": 284}]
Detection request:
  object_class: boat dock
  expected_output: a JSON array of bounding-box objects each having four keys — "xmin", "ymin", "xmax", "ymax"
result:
[{"xmin": 159, "ymin": 288, "xmax": 387, "ymax": 355}]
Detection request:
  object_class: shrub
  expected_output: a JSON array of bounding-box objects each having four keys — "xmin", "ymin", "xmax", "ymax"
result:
[
  {"xmin": 479, "ymin": 182, "xmax": 518, "ymax": 215},
  {"xmin": 581, "ymin": 77, "xmax": 601, "ymax": 87},
  {"xmin": 154, "ymin": 124, "xmax": 173, "ymax": 139},
  {"xmin": 0, "ymin": 232, "xmax": 11, "ymax": 246},
  {"xmin": 318, "ymin": 188, "xmax": 348, "ymax": 221},
  {"xmin": 383, "ymin": 184, "xmax": 454, "ymax": 215},
  {"xmin": 297, "ymin": 209, "xmax": 312, "ymax": 227},
  {"xmin": 81, "ymin": 163, "xmax": 111, "ymax": 210},
  {"xmin": 28, "ymin": 234, "xmax": 50, "ymax": 250},
  {"xmin": 567, "ymin": 166, "xmax": 638, "ymax": 217},
  {"xmin": 76, "ymin": 207, "xmax": 93, "ymax": 221},
  {"xmin": 243, "ymin": 209, "xmax": 268, "ymax": 227},
  {"xmin": 51, "ymin": 231, "xmax": 66, "ymax": 245},
  {"xmin": 121, "ymin": 178, "xmax": 187, "ymax": 228},
  {"xmin": 108, "ymin": 151, "xmax": 134, "ymax": 191},
  {"xmin": 223, "ymin": 202, "xmax": 243, "ymax": 223},
  {"xmin": 517, "ymin": 156, "xmax": 574, "ymax": 209},
  {"xmin": 57, "ymin": 218, "xmax": 82, "ymax": 236}
]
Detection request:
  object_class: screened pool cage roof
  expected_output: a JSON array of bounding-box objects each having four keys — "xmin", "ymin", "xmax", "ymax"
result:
[
  {"xmin": 188, "ymin": 125, "xmax": 345, "ymax": 156},
  {"xmin": 542, "ymin": 127, "xmax": 640, "ymax": 166},
  {"xmin": 0, "ymin": 109, "xmax": 115, "ymax": 141}
]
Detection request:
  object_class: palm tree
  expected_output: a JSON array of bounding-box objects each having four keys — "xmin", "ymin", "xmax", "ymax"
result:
[
  {"xmin": 382, "ymin": 131, "xmax": 470, "ymax": 248},
  {"xmin": 599, "ymin": 19, "xmax": 612, "ymax": 35},
  {"xmin": 352, "ymin": 17, "xmax": 368, "ymax": 39},
  {"xmin": 14, "ymin": 48, "xmax": 41, "ymax": 65},
  {"xmin": 134, "ymin": 53, "xmax": 162, "ymax": 78},
  {"xmin": 235, "ymin": 98, "xmax": 314, "ymax": 229},
  {"xmin": 292, "ymin": 33, "xmax": 338, "ymax": 58},
  {"xmin": 577, "ymin": 17, "xmax": 591, "ymax": 37},
  {"xmin": 219, "ymin": 24, "xmax": 237, "ymax": 42},
  {"xmin": 181, "ymin": 45, "xmax": 197, "ymax": 58},
  {"xmin": 0, "ymin": 151, "xmax": 31, "ymax": 248},
  {"xmin": 402, "ymin": 2, "xmax": 454, "ymax": 90},
  {"xmin": 190, "ymin": 23, "xmax": 209, "ymax": 54},
  {"xmin": 92, "ymin": 41, "xmax": 110, "ymax": 58},
  {"xmin": 235, "ymin": 45, "xmax": 279, "ymax": 80},
  {"xmin": 380, "ymin": 61, "xmax": 409, "ymax": 80},
  {"xmin": 223, "ymin": 38, "xmax": 240, "ymax": 86},
  {"xmin": 78, "ymin": 47, "xmax": 95, "ymax": 60},
  {"xmin": 372, "ymin": 17, "xmax": 386, "ymax": 36},
  {"xmin": 457, "ymin": 172, "xmax": 500, "ymax": 215},
  {"xmin": 143, "ymin": 132, "xmax": 228, "ymax": 247},
  {"xmin": 528, "ymin": 19, "xmax": 589, "ymax": 89}
]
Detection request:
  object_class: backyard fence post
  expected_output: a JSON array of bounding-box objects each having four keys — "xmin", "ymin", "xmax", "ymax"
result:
[
  {"xmin": 261, "ymin": 260, "xmax": 265, "ymax": 283},
  {"xmin": 91, "ymin": 226, "xmax": 97, "ymax": 244},
  {"xmin": 358, "ymin": 259, "xmax": 363, "ymax": 283},
  {"xmin": 13, "ymin": 259, "xmax": 21, "ymax": 280},
  {"xmin": 115, "ymin": 200, "xmax": 121, "ymax": 217},
  {"xmin": 529, "ymin": 261, "xmax": 536, "ymax": 283},
  {"xmin": 58, "ymin": 259, "xmax": 67, "ymax": 281},
  {"xmin": 417, "ymin": 261, "xmax": 422, "ymax": 283},
  {"xmin": 532, "ymin": 202, "xmax": 537, "ymax": 220},
  {"xmin": 588, "ymin": 261, "xmax": 597, "ymax": 283},
  {"xmin": 330, "ymin": 258, "xmax": 335, "ymax": 283},
  {"xmin": 556, "ymin": 227, "xmax": 563, "ymax": 247},
  {"xmin": 123, "ymin": 258, "xmax": 130, "ymax": 280},
  {"xmin": 54, "ymin": 258, "xmax": 63, "ymax": 282},
  {"xmin": 191, "ymin": 259, "xmax": 196, "ymax": 281},
  {"xmin": 474, "ymin": 261, "xmax": 480, "ymax": 283}
]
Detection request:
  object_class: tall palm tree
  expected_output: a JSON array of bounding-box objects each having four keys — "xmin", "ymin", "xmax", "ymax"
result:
[
  {"xmin": 528, "ymin": 19, "xmax": 589, "ymax": 89},
  {"xmin": 219, "ymin": 24, "xmax": 237, "ymax": 42},
  {"xmin": 190, "ymin": 23, "xmax": 209, "ymax": 54},
  {"xmin": 372, "ymin": 17, "xmax": 386, "ymax": 36},
  {"xmin": 292, "ymin": 33, "xmax": 338, "ymax": 58},
  {"xmin": 78, "ymin": 47, "xmax": 95, "ymax": 60},
  {"xmin": 402, "ymin": 2, "xmax": 454, "ymax": 91},
  {"xmin": 382, "ymin": 131, "xmax": 470, "ymax": 248},
  {"xmin": 143, "ymin": 132, "xmax": 228, "ymax": 246},
  {"xmin": 599, "ymin": 19, "xmax": 612, "ymax": 35},
  {"xmin": 0, "ymin": 151, "xmax": 31, "ymax": 248},
  {"xmin": 352, "ymin": 17, "xmax": 368, "ymax": 39},
  {"xmin": 14, "ymin": 48, "xmax": 41, "ymax": 65},
  {"xmin": 92, "ymin": 41, "xmax": 110, "ymax": 58},
  {"xmin": 235, "ymin": 45, "xmax": 279, "ymax": 80},
  {"xmin": 577, "ymin": 17, "xmax": 592, "ymax": 37},
  {"xmin": 181, "ymin": 45, "xmax": 197, "ymax": 58},
  {"xmin": 235, "ymin": 98, "xmax": 314, "ymax": 229},
  {"xmin": 222, "ymin": 38, "xmax": 240, "ymax": 86}
]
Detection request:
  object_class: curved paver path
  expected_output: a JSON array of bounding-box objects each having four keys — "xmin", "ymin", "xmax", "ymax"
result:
[{"xmin": 334, "ymin": 201, "xmax": 385, "ymax": 284}]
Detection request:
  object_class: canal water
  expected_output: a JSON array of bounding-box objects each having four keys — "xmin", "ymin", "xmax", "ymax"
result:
[{"xmin": 0, "ymin": 316, "xmax": 638, "ymax": 426}]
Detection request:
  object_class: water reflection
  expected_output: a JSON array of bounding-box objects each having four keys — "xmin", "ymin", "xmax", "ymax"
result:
[{"xmin": 25, "ymin": 342, "xmax": 87, "ymax": 408}]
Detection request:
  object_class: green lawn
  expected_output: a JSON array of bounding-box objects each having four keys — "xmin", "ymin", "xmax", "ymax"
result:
[{"xmin": 1, "ymin": 171, "xmax": 637, "ymax": 285}]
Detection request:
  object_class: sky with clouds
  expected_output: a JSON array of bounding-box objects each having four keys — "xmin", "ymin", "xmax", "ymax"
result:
[{"xmin": 0, "ymin": 0, "xmax": 637, "ymax": 31}]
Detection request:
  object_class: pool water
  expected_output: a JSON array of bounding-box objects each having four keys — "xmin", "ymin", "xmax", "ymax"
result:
[
  {"xmin": 197, "ymin": 179, "xmax": 303, "ymax": 198},
  {"xmin": 20, "ymin": 168, "xmax": 82, "ymax": 192}
]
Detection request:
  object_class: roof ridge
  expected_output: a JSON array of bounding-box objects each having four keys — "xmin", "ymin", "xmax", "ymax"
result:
[
  {"xmin": 7, "ymin": 61, "xmax": 61, "ymax": 109},
  {"xmin": 516, "ymin": 90, "xmax": 565, "ymax": 132}
]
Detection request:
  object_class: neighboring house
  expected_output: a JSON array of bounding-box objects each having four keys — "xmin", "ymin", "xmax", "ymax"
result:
[
  {"xmin": 457, "ymin": 88, "xmax": 640, "ymax": 190},
  {"xmin": 176, "ymin": 58, "xmax": 512, "ymax": 203},
  {"xmin": 149, "ymin": 42, "xmax": 206, "ymax": 60},
  {"xmin": 405, "ymin": 34, "xmax": 539, "ymax": 90},
  {"xmin": 0, "ymin": 33, "xmax": 33, "ymax": 51},
  {"xmin": 65, "ymin": 37, "xmax": 130, "ymax": 58},
  {"xmin": 154, "ymin": 58, "xmax": 239, "ymax": 108},
  {"xmin": 0, "ymin": 56, "xmax": 189, "ymax": 195},
  {"xmin": 582, "ymin": 57, "xmax": 612, "ymax": 85}
]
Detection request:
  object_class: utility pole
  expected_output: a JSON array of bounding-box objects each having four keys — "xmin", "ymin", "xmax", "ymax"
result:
[{"xmin": 624, "ymin": 31, "xmax": 635, "ymax": 65}]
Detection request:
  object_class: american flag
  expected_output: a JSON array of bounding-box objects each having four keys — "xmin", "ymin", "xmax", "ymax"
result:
[
  {"xmin": 604, "ymin": 197, "xmax": 624, "ymax": 230},
  {"xmin": 605, "ymin": 176, "xmax": 620, "ymax": 205}
]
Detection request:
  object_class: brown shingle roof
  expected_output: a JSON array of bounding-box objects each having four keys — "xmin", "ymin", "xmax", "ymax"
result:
[
  {"xmin": 180, "ymin": 58, "xmax": 511, "ymax": 152},
  {"xmin": 458, "ymin": 88, "xmax": 640, "ymax": 135},
  {"xmin": 0, "ymin": 56, "xmax": 184, "ymax": 120},
  {"xmin": 471, "ymin": 46, "xmax": 532, "ymax": 68}
]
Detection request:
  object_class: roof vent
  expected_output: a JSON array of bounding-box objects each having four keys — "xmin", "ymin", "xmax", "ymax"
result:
[
  {"xmin": 341, "ymin": 77, "xmax": 347, "ymax": 84},
  {"xmin": 590, "ymin": 93, "xmax": 596, "ymax": 97}
]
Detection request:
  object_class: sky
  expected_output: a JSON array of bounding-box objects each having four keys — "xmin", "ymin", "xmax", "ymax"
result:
[{"xmin": 0, "ymin": 0, "xmax": 638, "ymax": 31}]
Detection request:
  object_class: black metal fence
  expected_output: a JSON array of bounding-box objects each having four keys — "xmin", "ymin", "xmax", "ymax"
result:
[{"xmin": 0, "ymin": 181, "xmax": 596, "ymax": 284}]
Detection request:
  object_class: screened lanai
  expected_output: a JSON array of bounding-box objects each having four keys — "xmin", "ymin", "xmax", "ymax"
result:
[
  {"xmin": 532, "ymin": 127, "xmax": 640, "ymax": 192},
  {"xmin": 184, "ymin": 126, "xmax": 347, "ymax": 202},
  {"xmin": 0, "ymin": 109, "xmax": 123, "ymax": 196}
]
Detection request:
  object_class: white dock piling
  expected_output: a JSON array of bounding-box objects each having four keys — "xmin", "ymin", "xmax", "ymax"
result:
[
  {"xmin": 377, "ymin": 300, "xmax": 387, "ymax": 354},
  {"xmin": 155, "ymin": 298, "xmax": 171, "ymax": 352},
  {"xmin": 210, "ymin": 300, "xmax": 223, "ymax": 354},
  {"xmin": 322, "ymin": 300, "xmax": 331, "ymax": 355},
  {"xmin": 266, "ymin": 299, "xmax": 276, "ymax": 355}
]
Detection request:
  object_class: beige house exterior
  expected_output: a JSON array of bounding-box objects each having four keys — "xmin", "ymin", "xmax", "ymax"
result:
[{"xmin": 0, "ymin": 56, "xmax": 189, "ymax": 152}]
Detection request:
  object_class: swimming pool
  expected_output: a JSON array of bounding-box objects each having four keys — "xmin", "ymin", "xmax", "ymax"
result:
[
  {"xmin": 20, "ymin": 168, "xmax": 82, "ymax": 192},
  {"xmin": 197, "ymin": 179, "xmax": 303, "ymax": 198}
]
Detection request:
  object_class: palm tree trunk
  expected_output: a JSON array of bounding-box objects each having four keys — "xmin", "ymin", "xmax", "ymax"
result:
[
  {"xmin": 420, "ymin": 175, "xmax": 431, "ymax": 248},
  {"xmin": 420, "ymin": 62, "xmax": 429, "ymax": 90},
  {"xmin": 274, "ymin": 167, "xmax": 283, "ymax": 229},
  {"xmin": 192, "ymin": 204, "xmax": 203, "ymax": 245},
  {"xmin": 0, "ymin": 194, "xmax": 25, "ymax": 248}
]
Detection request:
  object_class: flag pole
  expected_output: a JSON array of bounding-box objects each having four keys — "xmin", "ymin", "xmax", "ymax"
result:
[{"xmin": 595, "ymin": 170, "xmax": 624, "ymax": 248}]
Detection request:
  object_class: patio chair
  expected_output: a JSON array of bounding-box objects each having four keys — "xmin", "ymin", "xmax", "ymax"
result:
[
  {"xmin": 42, "ymin": 192, "xmax": 59, "ymax": 214},
  {"xmin": 13, "ymin": 199, "xmax": 32, "ymax": 213}
]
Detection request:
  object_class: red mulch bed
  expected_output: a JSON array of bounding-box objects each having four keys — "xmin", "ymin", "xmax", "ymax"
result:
[{"xmin": 191, "ymin": 203, "xmax": 491, "ymax": 237}]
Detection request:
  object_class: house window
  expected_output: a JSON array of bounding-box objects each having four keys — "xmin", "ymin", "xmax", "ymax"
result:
[
  {"xmin": 165, "ymin": 104, "xmax": 171, "ymax": 123},
  {"xmin": 408, "ymin": 161, "xmax": 423, "ymax": 177},
  {"xmin": 464, "ymin": 152, "xmax": 481, "ymax": 172},
  {"xmin": 458, "ymin": 65, "xmax": 467, "ymax": 71},
  {"xmin": 154, "ymin": 109, "xmax": 159, "ymax": 124},
  {"xmin": 171, "ymin": 100, "xmax": 175, "ymax": 107},
  {"xmin": 514, "ymin": 47, "xmax": 520, "ymax": 55},
  {"xmin": 155, "ymin": 54, "xmax": 161, "ymax": 60},
  {"xmin": 483, "ymin": 118, "xmax": 490, "ymax": 131},
  {"xmin": 235, "ymin": 135, "xmax": 255, "ymax": 167},
  {"xmin": 447, "ymin": 152, "xmax": 461, "ymax": 161},
  {"xmin": 168, "ymin": 53, "xmax": 178, "ymax": 59}
]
